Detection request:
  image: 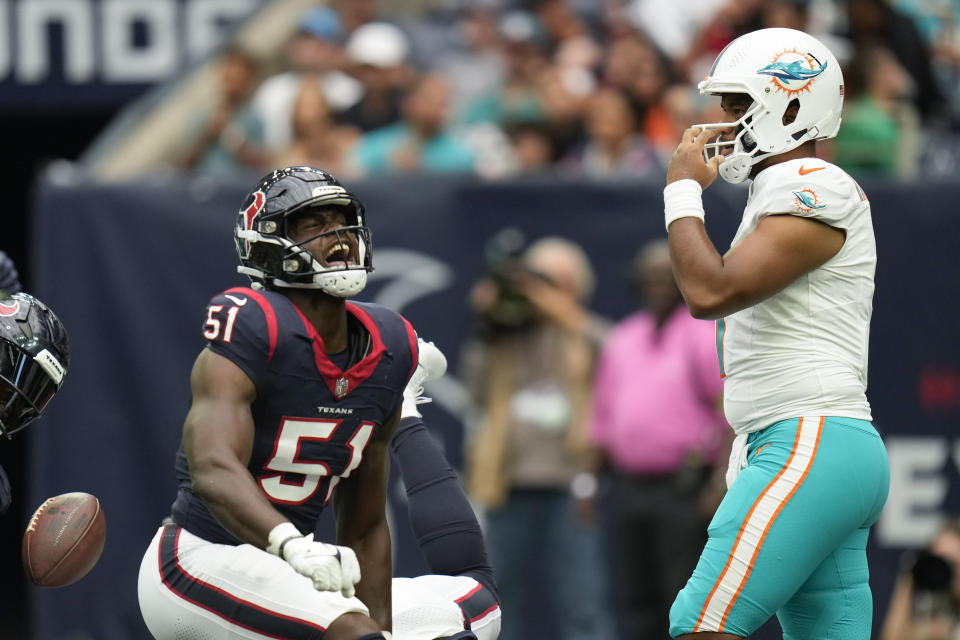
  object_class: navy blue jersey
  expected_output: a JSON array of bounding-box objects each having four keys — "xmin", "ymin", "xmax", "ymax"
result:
[{"xmin": 171, "ymin": 286, "xmax": 418, "ymax": 544}]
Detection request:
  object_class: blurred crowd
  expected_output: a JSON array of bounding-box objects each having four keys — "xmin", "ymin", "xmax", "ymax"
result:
[{"xmin": 179, "ymin": 0, "xmax": 960, "ymax": 183}]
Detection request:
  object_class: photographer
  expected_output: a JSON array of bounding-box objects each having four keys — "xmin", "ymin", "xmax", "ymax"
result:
[
  {"xmin": 882, "ymin": 521, "xmax": 960, "ymax": 640},
  {"xmin": 461, "ymin": 233, "xmax": 614, "ymax": 640}
]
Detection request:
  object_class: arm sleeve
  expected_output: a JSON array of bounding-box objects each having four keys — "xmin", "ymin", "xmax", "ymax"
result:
[
  {"xmin": 390, "ymin": 417, "xmax": 499, "ymax": 603},
  {"xmin": 202, "ymin": 291, "xmax": 272, "ymax": 388}
]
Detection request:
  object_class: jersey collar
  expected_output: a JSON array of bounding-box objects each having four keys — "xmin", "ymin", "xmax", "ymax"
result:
[{"xmin": 290, "ymin": 302, "xmax": 386, "ymax": 399}]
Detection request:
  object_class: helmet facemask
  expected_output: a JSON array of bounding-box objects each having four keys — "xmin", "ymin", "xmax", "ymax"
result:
[
  {"xmin": 275, "ymin": 205, "xmax": 372, "ymax": 296},
  {"xmin": 698, "ymin": 98, "xmax": 767, "ymax": 184},
  {"xmin": 0, "ymin": 294, "xmax": 69, "ymax": 438},
  {"xmin": 0, "ymin": 343, "xmax": 59, "ymax": 438}
]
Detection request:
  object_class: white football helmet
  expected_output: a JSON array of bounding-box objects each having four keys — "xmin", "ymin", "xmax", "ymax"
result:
[{"xmin": 694, "ymin": 28, "xmax": 844, "ymax": 183}]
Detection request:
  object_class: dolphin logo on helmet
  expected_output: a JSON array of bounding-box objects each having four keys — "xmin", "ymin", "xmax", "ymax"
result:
[{"xmin": 758, "ymin": 59, "xmax": 828, "ymax": 83}]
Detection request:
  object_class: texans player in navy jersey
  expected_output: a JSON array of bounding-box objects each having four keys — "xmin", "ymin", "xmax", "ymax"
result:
[
  {"xmin": 0, "ymin": 287, "xmax": 70, "ymax": 515},
  {"xmin": 138, "ymin": 167, "xmax": 418, "ymax": 640}
]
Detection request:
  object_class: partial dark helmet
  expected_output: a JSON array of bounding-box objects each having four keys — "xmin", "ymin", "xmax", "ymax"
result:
[
  {"xmin": 0, "ymin": 293, "xmax": 69, "ymax": 438},
  {"xmin": 234, "ymin": 167, "xmax": 372, "ymax": 297}
]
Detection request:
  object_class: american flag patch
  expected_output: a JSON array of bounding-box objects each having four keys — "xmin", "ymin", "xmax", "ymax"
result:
[{"xmin": 839, "ymin": 84, "xmax": 845, "ymax": 95}]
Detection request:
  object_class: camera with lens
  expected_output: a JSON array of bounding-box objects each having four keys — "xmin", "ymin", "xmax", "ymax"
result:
[
  {"xmin": 475, "ymin": 227, "xmax": 547, "ymax": 336},
  {"xmin": 905, "ymin": 550, "xmax": 957, "ymax": 621},
  {"xmin": 910, "ymin": 550, "xmax": 954, "ymax": 593}
]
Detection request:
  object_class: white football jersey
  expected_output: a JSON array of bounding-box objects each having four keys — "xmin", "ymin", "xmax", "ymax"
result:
[{"xmin": 719, "ymin": 158, "xmax": 875, "ymax": 433}]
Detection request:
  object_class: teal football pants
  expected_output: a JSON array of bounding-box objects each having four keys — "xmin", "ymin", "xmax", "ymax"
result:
[{"xmin": 670, "ymin": 416, "xmax": 889, "ymax": 639}]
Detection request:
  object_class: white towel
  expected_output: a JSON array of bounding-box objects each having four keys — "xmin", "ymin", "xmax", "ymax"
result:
[{"xmin": 725, "ymin": 433, "xmax": 750, "ymax": 489}]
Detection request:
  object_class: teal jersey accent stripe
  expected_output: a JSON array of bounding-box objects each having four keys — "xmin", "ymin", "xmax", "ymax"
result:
[{"xmin": 716, "ymin": 318, "xmax": 726, "ymax": 378}]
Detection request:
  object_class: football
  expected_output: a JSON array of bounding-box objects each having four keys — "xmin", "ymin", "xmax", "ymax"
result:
[{"xmin": 22, "ymin": 492, "xmax": 106, "ymax": 588}]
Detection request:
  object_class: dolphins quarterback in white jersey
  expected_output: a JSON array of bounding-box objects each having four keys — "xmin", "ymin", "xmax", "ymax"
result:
[{"xmin": 663, "ymin": 27, "xmax": 889, "ymax": 640}]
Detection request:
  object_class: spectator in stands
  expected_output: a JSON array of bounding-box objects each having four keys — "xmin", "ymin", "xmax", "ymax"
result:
[
  {"xmin": 534, "ymin": 0, "xmax": 595, "ymax": 56},
  {"xmin": 536, "ymin": 0, "xmax": 602, "ymax": 104},
  {"xmin": 459, "ymin": 10, "xmax": 550, "ymax": 126},
  {"xmin": 844, "ymin": 0, "xmax": 946, "ymax": 122},
  {"xmin": 536, "ymin": 66, "xmax": 589, "ymax": 162},
  {"xmin": 895, "ymin": 0, "xmax": 960, "ymax": 121},
  {"xmin": 648, "ymin": 84, "xmax": 711, "ymax": 164},
  {"xmin": 250, "ymin": 7, "xmax": 362, "ymax": 154},
  {"xmin": 179, "ymin": 49, "xmax": 265, "ymax": 177},
  {"xmin": 272, "ymin": 77, "xmax": 360, "ymax": 178},
  {"xmin": 600, "ymin": 32, "xmax": 693, "ymax": 163},
  {"xmin": 339, "ymin": 22, "xmax": 414, "ymax": 133},
  {"xmin": 755, "ymin": 0, "xmax": 810, "ymax": 31},
  {"xmin": 622, "ymin": 36, "xmax": 681, "ymax": 145},
  {"xmin": 626, "ymin": 0, "xmax": 731, "ymax": 79},
  {"xmin": 333, "ymin": 0, "xmax": 378, "ymax": 34},
  {"xmin": 833, "ymin": 42, "xmax": 920, "ymax": 177},
  {"xmin": 504, "ymin": 120, "xmax": 558, "ymax": 174},
  {"xmin": 463, "ymin": 234, "xmax": 615, "ymax": 640},
  {"xmin": 350, "ymin": 73, "xmax": 476, "ymax": 176},
  {"xmin": 561, "ymin": 86, "xmax": 658, "ymax": 177},
  {"xmin": 601, "ymin": 32, "xmax": 650, "ymax": 94},
  {"xmin": 588, "ymin": 239, "xmax": 727, "ymax": 640},
  {"xmin": 881, "ymin": 520, "xmax": 960, "ymax": 640},
  {"xmin": 439, "ymin": 8, "xmax": 508, "ymax": 123}
]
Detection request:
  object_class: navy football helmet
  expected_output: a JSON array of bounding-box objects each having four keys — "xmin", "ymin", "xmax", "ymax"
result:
[
  {"xmin": 0, "ymin": 292, "xmax": 70, "ymax": 438},
  {"xmin": 235, "ymin": 167, "xmax": 373, "ymax": 297}
]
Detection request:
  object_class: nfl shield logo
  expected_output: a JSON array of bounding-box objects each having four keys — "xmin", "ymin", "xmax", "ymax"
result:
[{"xmin": 335, "ymin": 378, "xmax": 349, "ymax": 398}]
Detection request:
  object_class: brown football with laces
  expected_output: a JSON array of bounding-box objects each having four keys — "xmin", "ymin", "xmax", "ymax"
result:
[{"xmin": 22, "ymin": 492, "xmax": 106, "ymax": 587}]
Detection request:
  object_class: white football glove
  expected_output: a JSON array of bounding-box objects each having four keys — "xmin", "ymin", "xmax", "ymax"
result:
[{"xmin": 267, "ymin": 523, "xmax": 361, "ymax": 597}]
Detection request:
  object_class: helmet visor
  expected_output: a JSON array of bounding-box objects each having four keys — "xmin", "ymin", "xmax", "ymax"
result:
[{"xmin": 0, "ymin": 340, "xmax": 60, "ymax": 437}]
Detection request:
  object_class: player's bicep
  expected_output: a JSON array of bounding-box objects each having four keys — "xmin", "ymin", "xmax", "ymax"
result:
[
  {"xmin": 183, "ymin": 349, "xmax": 258, "ymax": 476},
  {"xmin": 718, "ymin": 213, "xmax": 845, "ymax": 314}
]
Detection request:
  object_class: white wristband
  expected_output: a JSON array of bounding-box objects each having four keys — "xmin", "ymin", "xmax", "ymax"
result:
[
  {"xmin": 266, "ymin": 522, "xmax": 302, "ymax": 557},
  {"xmin": 664, "ymin": 179, "xmax": 705, "ymax": 230}
]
